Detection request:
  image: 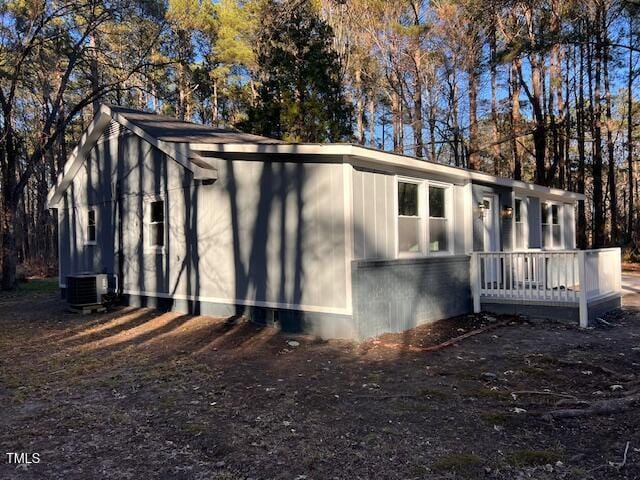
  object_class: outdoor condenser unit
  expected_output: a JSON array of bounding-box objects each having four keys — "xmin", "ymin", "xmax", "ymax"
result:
[{"xmin": 66, "ymin": 273, "xmax": 109, "ymax": 307}]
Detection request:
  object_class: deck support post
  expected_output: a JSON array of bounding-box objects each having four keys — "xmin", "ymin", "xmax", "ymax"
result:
[
  {"xmin": 470, "ymin": 252, "xmax": 481, "ymax": 313},
  {"xmin": 577, "ymin": 250, "xmax": 588, "ymax": 328}
]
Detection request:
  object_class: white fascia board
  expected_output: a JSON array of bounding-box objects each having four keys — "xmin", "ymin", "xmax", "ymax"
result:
[
  {"xmin": 47, "ymin": 107, "xmax": 112, "ymax": 207},
  {"xmin": 190, "ymin": 142, "xmax": 586, "ymax": 202},
  {"xmin": 47, "ymin": 106, "xmax": 219, "ymax": 208}
]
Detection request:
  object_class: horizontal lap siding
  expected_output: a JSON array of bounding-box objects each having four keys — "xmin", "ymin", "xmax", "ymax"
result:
[{"xmin": 351, "ymin": 256, "xmax": 472, "ymax": 339}]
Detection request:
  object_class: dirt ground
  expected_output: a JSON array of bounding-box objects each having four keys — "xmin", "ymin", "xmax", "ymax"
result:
[{"xmin": 1, "ymin": 280, "xmax": 639, "ymax": 479}]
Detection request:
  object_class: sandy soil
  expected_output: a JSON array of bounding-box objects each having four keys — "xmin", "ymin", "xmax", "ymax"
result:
[{"xmin": 0, "ymin": 283, "xmax": 639, "ymax": 479}]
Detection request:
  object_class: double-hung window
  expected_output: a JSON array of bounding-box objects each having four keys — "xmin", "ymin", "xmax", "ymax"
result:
[
  {"xmin": 397, "ymin": 179, "xmax": 452, "ymax": 256},
  {"xmin": 428, "ymin": 185, "xmax": 448, "ymax": 252},
  {"xmin": 148, "ymin": 199, "xmax": 165, "ymax": 250},
  {"xmin": 541, "ymin": 202, "xmax": 562, "ymax": 249},
  {"xmin": 86, "ymin": 209, "xmax": 97, "ymax": 244},
  {"xmin": 514, "ymin": 198, "xmax": 526, "ymax": 249},
  {"xmin": 397, "ymin": 181, "xmax": 421, "ymax": 253}
]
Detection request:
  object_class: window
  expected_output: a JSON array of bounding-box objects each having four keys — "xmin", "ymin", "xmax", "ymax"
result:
[
  {"xmin": 551, "ymin": 204, "xmax": 561, "ymax": 246},
  {"xmin": 87, "ymin": 210, "xmax": 96, "ymax": 244},
  {"xmin": 514, "ymin": 198, "xmax": 525, "ymax": 249},
  {"xmin": 149, "ymin": 200, "xmax": 165, "ymax": 248},
  {"xmin": 397, "ymin": 179, "xmax": 452, "ymax": 256},
  {"xmin": 428, "ymin": 186, "xmax": 448, "ymax": 252},
  {"xmin": 541, "ymin": 202, "xmax": 562, "ymax": 248},
  {"xmin": 541, "ymin": 202, "xmax": 550, "ymax": 248},
  {"xmin": 398, "ymin": 182, "xmax": 420, "ymax": 253}
]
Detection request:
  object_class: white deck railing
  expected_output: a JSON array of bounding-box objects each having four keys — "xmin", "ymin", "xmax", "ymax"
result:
[{"xmin": 470, "ymin": 248, "xmax": 622, "ymax": 328}]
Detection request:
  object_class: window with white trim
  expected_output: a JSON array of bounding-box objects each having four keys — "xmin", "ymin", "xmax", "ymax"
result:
[
  {"xmin": 87, "ymin": 209, "xmax": 96, "ymax": 244},
  {"xmin": 514, "ymin": 198, "xmax": 525, "ymax": 249},
  {"xmin": 397, "ymin": 178, "xmax": 452, "ymax": 256},
  {"xmin": 428, "ymin": 185, "xmax": 448, "ymax": 252},
  {"xmin": 551, "ymin": 204, "xmax": 561, "ymax": 246},
  {"xmin": 398, "ymin": 181, "xmax": 421, "ymax": 253},
  {"xmin": 148, "ymin": 199, "xmax": 165, "ymax": 249},
  {"xmin": 541, "ymin": 202, "xmax": 562, "ymax": 248}
]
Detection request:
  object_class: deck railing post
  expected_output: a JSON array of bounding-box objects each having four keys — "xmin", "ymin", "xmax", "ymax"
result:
[
  {"xmin": 577, "ymin": 250, "xmax": 588, "ymax": 328},
  {"xmin": 470, "ymin": 252, "xmax": 481, "ymax": 313}
]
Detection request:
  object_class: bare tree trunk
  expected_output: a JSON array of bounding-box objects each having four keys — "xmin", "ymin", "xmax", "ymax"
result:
[
  {"xmin": 391, "ymin": 90, "xmax": 403, "ymax": 153},
  {"xmin": 531, "ymin": 54, "xmax": 547, "ymax": 185},
  {"xmin": 412, "ymin": 50, "xmax": 424, "ymax": 158},
  {"xmin": 603, "ymin": 13, "xmax": 618, "ymax": 245},
  {"xmin": 510, "ymin": 58, "xmax": 523, "ymax": 180},
  {"xmin": 592, "ymin": 4, "xmax": 605, "ymax": 248},
  {"xmin": 627, "ymin": 13, "xmax": 635, "ymax": 242},
  {"xmin": 355, "ymin": 68, "xmax": 365, "ymax": 144},
  {"xmin": 468, "ymin": 63, "xmax": 480, "ymax": 170},
  {"xmin": 212, "ymin": 79, "xmax": 219, "ymax": 127},
  {"xmin": 1, "ymin": 128, "xmax": 18, "ymax": 290},
  {"xmin": 577, "ymin": 29, "xmax": 588, "ymax": 249},
  {"xmin": 89, "ymin": 34, "xmax": 100, "ymax": 115},
  {"xmin": 368, "ymin": 93, "xmax": 375, "ymax": 147},
  {"xmin": 489, "ymin": 25, "xmax": 500, "ymax": 175}
]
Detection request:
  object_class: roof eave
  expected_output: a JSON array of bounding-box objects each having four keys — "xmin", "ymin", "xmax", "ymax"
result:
[
  {"xmin": 47, "ymin": 105, "xmax": 218, "ymax": 208},
  {"xmin": 189, "ymin": 142, "xmax": 585, "ymax": 202}
]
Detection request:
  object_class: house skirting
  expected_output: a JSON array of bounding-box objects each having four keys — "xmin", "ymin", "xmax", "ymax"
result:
[
  {"xmin": 60, "ymin": 255, "xmax": 474, "ymax": 341},
  {"xmin": 481, "ymin": 293, "xmax": 621, "ymax": 325},
  {"xmin": 122, "ymin": 293, "xmax": 358, "ymax": 340},
  {"xmin": 351, "ymin": 255, "xmax": 473, "ymax": 339}
]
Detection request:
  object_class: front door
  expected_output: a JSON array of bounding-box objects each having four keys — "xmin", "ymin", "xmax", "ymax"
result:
[
  {"xmin": 482, "ymin": 195, "xmax": 500, "ymax": 252},
  {"xmin": 482, "ymin": 195, "xmax": 500, "ymax": 285}
]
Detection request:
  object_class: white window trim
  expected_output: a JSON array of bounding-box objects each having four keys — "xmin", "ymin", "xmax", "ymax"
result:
[
  {"xmin": 395, "ymin": 176, "xmax": 454, "ymax": 258},
  {"xmin": 85, "ymin": 208, "xmax": 97, "ymax": 246},
  {"xmin": 540, "ymin": 200, "xmax": 564, "ymax": 250},
  {"xmin": 144, "ymin": 194, "xmax": 167, "ymax": 255}
]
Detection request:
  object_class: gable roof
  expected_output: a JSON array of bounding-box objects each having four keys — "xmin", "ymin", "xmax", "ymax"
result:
[
  {"xmin": 48, "ymin": 104, "xmax": 281, "ymax": 206},
  {"xmin": 48, "ymin": 104, "xmax": 585, "ymax": 208},
  {"xmin": 108, "ymin": 105, "xmax": 282, "ymax": 144}
]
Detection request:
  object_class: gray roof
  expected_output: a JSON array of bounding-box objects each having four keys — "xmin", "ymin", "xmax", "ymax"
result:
[{"xmin": 109, "ymin": 105, "xmax": 282, "ymax": 144}]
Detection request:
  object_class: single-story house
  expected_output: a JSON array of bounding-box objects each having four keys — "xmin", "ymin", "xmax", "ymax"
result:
[{"xmin": 47, "ymin": 105, "xmax": 622, "ymax": 340}]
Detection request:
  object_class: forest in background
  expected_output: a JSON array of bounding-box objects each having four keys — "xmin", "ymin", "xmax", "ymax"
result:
[{"xmin": 0, "ymin": 0, "xmax": 639, "ymax": 289}]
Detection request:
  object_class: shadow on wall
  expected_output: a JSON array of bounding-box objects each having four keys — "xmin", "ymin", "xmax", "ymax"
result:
[
  {"xmin": 226, "ymin": 161, "xmax": 306, "ymax": 319},
  {"xmin": 66, "ymin": 136, "xmax": 472, "ymax": 344}
]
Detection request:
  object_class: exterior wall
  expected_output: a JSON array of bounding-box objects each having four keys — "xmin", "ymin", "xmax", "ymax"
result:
[
  {"xmin": 352, "ymin": 167, "xmax": 468, "ymax": 259},
  {"xmin": 351, "ymin": 255, "xmax": 472, "ymax": 340},
  {"xmin": 527, "ymin": 196, "xmax": 542, "ymax": 248},
  {"xmin": 58, "ymin": 130, "xmax": 350, "ymax": 321},
  {"xmin": 563, "ymin": 203, "xmax": 577, "ymax": 249},
  {"xmin": 124, "ymin": 293, "xmax": 356, "ymax": 339}
]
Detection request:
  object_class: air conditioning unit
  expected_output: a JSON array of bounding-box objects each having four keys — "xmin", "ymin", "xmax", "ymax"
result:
[{"xmin": 66, "ymin": 273, "xmax": 109, "ymax": 307}]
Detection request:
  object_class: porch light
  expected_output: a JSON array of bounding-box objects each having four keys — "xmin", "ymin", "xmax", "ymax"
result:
[{"xmin": 502, "ymin": 206, "xmax": 513, "ymax": 218}]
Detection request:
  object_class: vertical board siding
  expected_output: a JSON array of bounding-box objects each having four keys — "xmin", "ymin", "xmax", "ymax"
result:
[
  {"xmin": 60, "ymin": 133, "xmax": 348, "ymax": 312},
  {"xmin": 527, "ymin": 196, "xmax": 542, "ymax": 248},
  {"xmin": 353, "ymin": 168, "xmax": 467, "ymax": 259}
]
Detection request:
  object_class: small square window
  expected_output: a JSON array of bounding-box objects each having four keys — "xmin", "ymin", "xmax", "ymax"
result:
[{"xmin": 87, "ymin": 210, "xmax": 96, "ymax": 243}]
